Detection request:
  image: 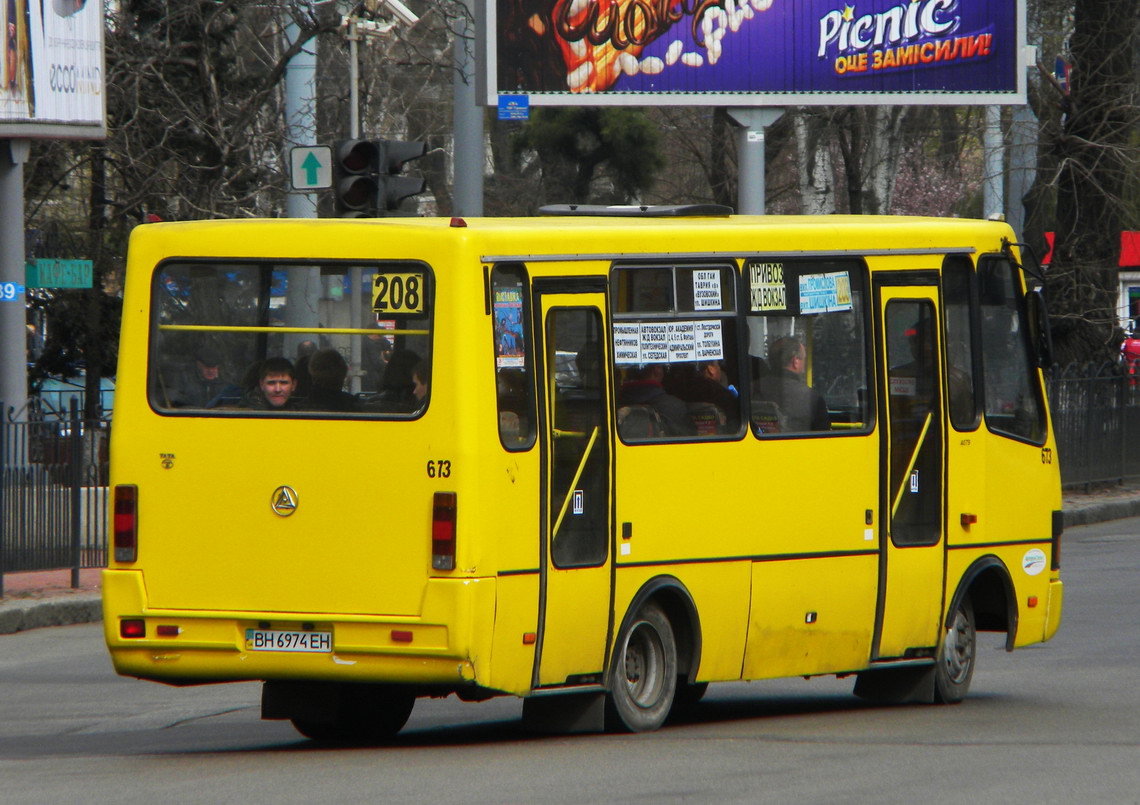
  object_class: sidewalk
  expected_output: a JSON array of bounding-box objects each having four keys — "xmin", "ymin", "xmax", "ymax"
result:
[{"xmin": 2, "ymin": 483, "xmax": 1140, "ymax": 635}]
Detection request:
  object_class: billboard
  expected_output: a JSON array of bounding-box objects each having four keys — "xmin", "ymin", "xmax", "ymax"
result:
[
  {"xmin": 1, "ymin": 0, "xmax": 105, "ymax": 138},
  {"xmin": 480, "ymin": 0, "xmax": 1026, "ymax": 106}
]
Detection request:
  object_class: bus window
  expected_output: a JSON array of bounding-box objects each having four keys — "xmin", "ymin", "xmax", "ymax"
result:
[
  {"xmin": 546, "ymin": 307, "xmax": 609, "ymax": 567},
  {"xmin": 492, "ymin": 264, "xmax": 536, "ymax": 450},
  {"xmin": 611, "ymin": 263, "xmax": 742, "ymax": 441},
  {"xmin": 149, "ymin": 261, "xmax": 432, "ymax": 417},
  {"xmin": 943, "ymin": 255, "xmax": 979, "ymax": 430},
  {"xmin": 745, "ymin": 259, "xmax": 871, "ymax": 436},
  {"xmin": 978, "ymin": 256, "xmax": 1046, "ymax": 443}
]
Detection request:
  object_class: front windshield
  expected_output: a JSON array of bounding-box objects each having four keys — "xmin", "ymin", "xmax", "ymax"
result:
[{"xmin": 149, "ymin": 261, "xmax": 433, "ymax": 417}]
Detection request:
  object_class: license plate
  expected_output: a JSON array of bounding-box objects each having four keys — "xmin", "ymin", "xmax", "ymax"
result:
[{"xmin": 245, "ymin": 629, "xmax": 332, "ymax": 653}]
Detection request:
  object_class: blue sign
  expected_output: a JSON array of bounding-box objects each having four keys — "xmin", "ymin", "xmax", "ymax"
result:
[
  {"xmin": 0, "ymin": 282, "xmax": 25, "ymax": 301},
  {"xmin": 498, "ymin": 94, "xmax": 530, "ymax": 120}
]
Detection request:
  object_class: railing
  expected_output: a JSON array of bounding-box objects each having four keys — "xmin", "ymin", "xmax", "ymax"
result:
[
  {"xmin": 0, "ymin": 363, "xmax": 1133, "ymax": 595},
  {"xmin": 1046, "ymin": 362, "xmax": 1140, "ymax": 490},
  {"xmin": 0, "ymin": 398, "xmax": 109, "ymax": 597}
]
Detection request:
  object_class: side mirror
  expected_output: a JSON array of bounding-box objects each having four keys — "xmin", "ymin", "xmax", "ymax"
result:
[{"xmin": 1026, "ymin": 287, "xmax": 1053, "ymax": 368}]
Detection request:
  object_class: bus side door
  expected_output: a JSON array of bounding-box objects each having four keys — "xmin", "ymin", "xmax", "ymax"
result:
[
  {"xmin": 874, "ymin": 281, "xmax": 946, "ymax": 659},
  {"xmin": 533, "ymin": 287, "xmax": 614, "ymax": 688}
]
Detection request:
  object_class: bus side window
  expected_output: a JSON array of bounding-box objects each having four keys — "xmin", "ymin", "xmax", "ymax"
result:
[
  {"xmin": 492, "ymin": 264, "xmax": 537, "ymax": 451},
  {"xmin": 978, "ymin": 257, "xmax": 1047, "ymax": 443},
  {"xmin": 943, "ymin": 255, "xmax": 979, "ymax": 430},
  {"xmin": 746, "ymin": 259, "xmax": 871, "ymax": 437},
  {"xmin": 610, "ymin": 263, "xmax": 743, "ymax": 443}
]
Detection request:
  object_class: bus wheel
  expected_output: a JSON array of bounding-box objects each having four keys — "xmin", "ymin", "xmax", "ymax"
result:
[
  {"xmin": 607, "ymin": 602, "xmax": 677, "ymax": 732},
  {"xmin": 934, "ymin": 595, "xmax": 976, "ymax": 704},
  {"xmin": 291, "ymin": 684, "xmax": 415, "ymax": 743}
]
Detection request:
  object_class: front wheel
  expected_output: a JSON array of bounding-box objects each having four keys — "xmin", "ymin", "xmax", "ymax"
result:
[
  {"xmin": 934, "ymin": 594, "xmax": 976, "ymax": 704},
  {"xmin": 606, "ymin": 602, "xmax": 677, "ymax": 732}
]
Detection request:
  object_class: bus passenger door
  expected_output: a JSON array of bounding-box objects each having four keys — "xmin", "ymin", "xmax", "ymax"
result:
[
  {"xmin": 534, "ymin": 289, "xmax": 614, "ymax": 688},
  {"xmin": 874, "ymin": 284, "xmax": 946, "ymax": 660}
]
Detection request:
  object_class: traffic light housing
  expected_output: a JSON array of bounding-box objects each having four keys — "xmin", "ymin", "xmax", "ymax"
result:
[
  {"xmin": 333, "ymin": 139, "xmax": 380, "ymax": 217},
  {"xmin": 332, "ymin": 139, "xmax": 427, "ymax": 217},
  {"xmin": 378, "ymin": 140, "xmax": 428, "ymax": 215}
]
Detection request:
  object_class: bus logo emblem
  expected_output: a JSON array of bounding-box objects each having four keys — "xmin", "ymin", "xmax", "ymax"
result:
[{"xmin": 271, "ymin": 486, "xmax": 298, "ymax": 517}]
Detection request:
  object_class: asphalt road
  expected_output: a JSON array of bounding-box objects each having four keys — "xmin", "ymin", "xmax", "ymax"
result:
[{"xmin": 1, "ymin": 516, "xmax": 1138, "ymax": 805}]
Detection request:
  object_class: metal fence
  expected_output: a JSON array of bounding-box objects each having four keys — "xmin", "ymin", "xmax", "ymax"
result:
[
  {"xmin": 1047, "ymin": 362, "xmax": 1140, "ymax": 490},
  {"xmin": 0, "ymin": 399, "xmax": 109, "ymax": 597},
  {"xmin": 0, "ymin": 363, "xmax": 1134, "ymax": 594}
]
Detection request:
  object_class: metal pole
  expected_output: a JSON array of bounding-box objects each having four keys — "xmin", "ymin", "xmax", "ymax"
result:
[
  {"xmin": 69, "ymin": 397, "xmax": 81, "ymax": 588},
  {"xmin": 983, "ymin": 106, "xmax": 1003, "ymax": 220},
  {"xmin": 349, "ymin": 21, "xmax": 360, "ymax": 139},
  {"xmin": 726, "ymin": 109, "xmax": 784, "ymax": 215},
  {"xmin": 284, "ymin": 10, "xmax": 320, "ymax": 357},
  {"xmin": 0, "ymin": 140, "xmax": 30, "ymax": 421},
  {"xmin": 451, "ymin": 0, "xmax": 483, "ymax": 216}
]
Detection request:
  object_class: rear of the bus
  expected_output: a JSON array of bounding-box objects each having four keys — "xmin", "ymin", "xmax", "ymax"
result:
[{"xmin": 102, "ymin": 221, "xmax": 494, "ymax": 705}]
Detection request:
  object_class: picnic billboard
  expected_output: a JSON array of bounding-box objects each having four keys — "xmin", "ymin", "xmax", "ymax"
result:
[{"xmin": 480, "ymin": 0, "xmax": 1026, "ymax": 106}]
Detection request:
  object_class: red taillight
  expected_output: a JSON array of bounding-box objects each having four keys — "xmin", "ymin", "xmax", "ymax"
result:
[
  {"xmin": 120, "ymin": 619, "xmax": 146, "ymax": 638},
  {"xmin": 432, "ymin": 491, "xmax": 457, "ymax": 571},
  {"xmin": 113, "ymin": 484, "xmax": 138, "ymax": 563}
]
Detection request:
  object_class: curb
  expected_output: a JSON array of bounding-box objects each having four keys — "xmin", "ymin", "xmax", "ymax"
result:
[
  {"xmin": 1062, "ymin": 497, "xmax": 1140, "ymax": 529},
  {"xmin": 0, "ymin": 593, "xmax": 102, "ymax": 635}
]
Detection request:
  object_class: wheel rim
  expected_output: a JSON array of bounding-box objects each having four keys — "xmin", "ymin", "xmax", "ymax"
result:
[
  {"xmin": 622, "ymin": 620, "xmax": 666, "ymax": 709},
  {"xmin": 941, "ymin": 607, "xmax": 974, "ymax": 685}
]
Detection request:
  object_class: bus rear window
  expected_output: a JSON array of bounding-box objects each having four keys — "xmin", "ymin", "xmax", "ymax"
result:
[{"xmin": 149, "ymin": 261, "xmax": 433, "ymax": 417}]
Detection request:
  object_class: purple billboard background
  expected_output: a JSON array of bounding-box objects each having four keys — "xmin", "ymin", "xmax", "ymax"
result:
[{"xmin": 491, "ymin": 0, "xmax": 1020, "ymax": 100}]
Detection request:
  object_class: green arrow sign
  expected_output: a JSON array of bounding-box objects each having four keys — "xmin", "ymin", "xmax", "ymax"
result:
[{"xmin": 290, "ymin": 145, "xmax": 333, "ymax": 191}]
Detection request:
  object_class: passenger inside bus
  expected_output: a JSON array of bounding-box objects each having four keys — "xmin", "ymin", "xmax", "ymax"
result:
[
  {"xmin": 753, "ymin": 337, "xmax": 830, "ymax": 433},
  {"xmin": 244, "ymin": 357, "xmax": 299, "ymax": 410},
  {"xmin": 617, "ymin": 364, "xmax": 696, "ymax": 437},
  {"xmin": 364, "ymin": 348, "xmax": 422, "ymax": 412},
  {"xmin": 305, "ymin": 349, "xmax": 357, "ymax": 412},
  {"xmin": 411, "ymin": 360, "xmax": 428, "ymax": 405}
]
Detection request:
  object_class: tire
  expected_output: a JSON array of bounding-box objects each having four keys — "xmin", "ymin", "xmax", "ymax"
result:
[
  {"xmin": 291, "ymin": 684, "xmax": 415, "ymax": 743},
  {"xmin": 606, "ymin": 602, "xmax": 677, "ymax": 732},
  {"xmin": 934, "ymin": 595, "xmax": 976, "ymax": 704}
]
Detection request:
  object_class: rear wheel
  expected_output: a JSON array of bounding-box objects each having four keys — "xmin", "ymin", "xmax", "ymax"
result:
[
  {"xmin": 934, "ymin": 595, "xmax": 976, "ymax": 704},
  {"xmin": 606, "ymin": 602, "xmax": 677, "ymax": 732},
  {"xmin": 291, "ymin": 684, "xmax": 415, "ymax": 743}
]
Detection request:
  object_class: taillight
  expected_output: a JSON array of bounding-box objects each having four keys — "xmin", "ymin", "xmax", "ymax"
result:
[
  {"xmin": 432, "ymin": 492, "xmax": 457, "ymax": 571},
  {"xmin": 114, "ymin": 484, "xmax": 138, "ymax": 563},
  {"xmin": 120, "ymin": 619, "xmax": 146, "ymax": 638}
]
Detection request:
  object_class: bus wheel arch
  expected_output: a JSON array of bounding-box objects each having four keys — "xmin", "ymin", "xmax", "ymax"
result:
[
  {"xmin": 606, "ymin": 576, "xmax": 703, "ymax": 731},
  {"xmin": 935, "ymin": 557, "xmax": 1016, "ymax": 705},
  {"xmin": 953, "ymin": 556, "xmax": 1018, "ymax": 651}
]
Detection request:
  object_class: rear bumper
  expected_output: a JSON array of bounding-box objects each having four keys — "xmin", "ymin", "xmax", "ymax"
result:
[{"xmin": 102, "ymin": 569, "xmax": 496, "ymax": 688}]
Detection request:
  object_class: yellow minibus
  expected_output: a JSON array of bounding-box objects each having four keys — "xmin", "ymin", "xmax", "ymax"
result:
[{"xmin": 104, "ymin": 207, "xmax": 1063, "ymax": 740}]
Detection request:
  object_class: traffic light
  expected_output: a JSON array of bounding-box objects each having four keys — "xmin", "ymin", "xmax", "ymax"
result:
[
  {"xmin": 377, "ymin": 140, "xmax": 428, "ymax": 215},
  {"xmin": 332, "ymin": 138, "xmax": 427, "ymax": 218},
  {"xmin": 333, "ymin": 139, "xmax": 380, "ymax": 217}
]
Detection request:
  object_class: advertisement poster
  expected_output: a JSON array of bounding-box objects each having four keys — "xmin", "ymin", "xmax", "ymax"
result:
[
  {"xmin": 494, "ymin": 286, "xmax": 527, "ymax": 368},
  {"xmin": 486, "ymin": 0, "xmax": 1023, "ymax": 105},
  {"xmin": 1, "ymin": 0, "xmax": 104, "ymax": 133}
]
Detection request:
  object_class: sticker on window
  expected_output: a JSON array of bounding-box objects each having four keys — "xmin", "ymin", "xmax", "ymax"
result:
[
  {"xmin": 693, "ymin": 269, "xmax": 722, "ymax": 310},
  {"xmin": 799, "ymin": 271, "xmax": 853, "ymax": 314},
  {"xmin": 748, "ymin": 261, "xmax": 787, "ymax": 312},
  {"xmin": 372, "ymin": 272, "xmax": 425, "ymax": 314}
]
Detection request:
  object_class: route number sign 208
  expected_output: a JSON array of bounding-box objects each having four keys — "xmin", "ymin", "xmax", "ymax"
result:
[{"xmin": 372, "ymin": 273, "xmax": 425, "ymax": 314}]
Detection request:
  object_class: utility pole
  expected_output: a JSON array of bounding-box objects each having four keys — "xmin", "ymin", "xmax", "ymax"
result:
[
  {"xmin": 283, "ymin": 9, "xmax": 321, "ymax": 357},
  {"xmin": 0, "ymin": 140, "xmax": 30, "ymax": 419}
]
